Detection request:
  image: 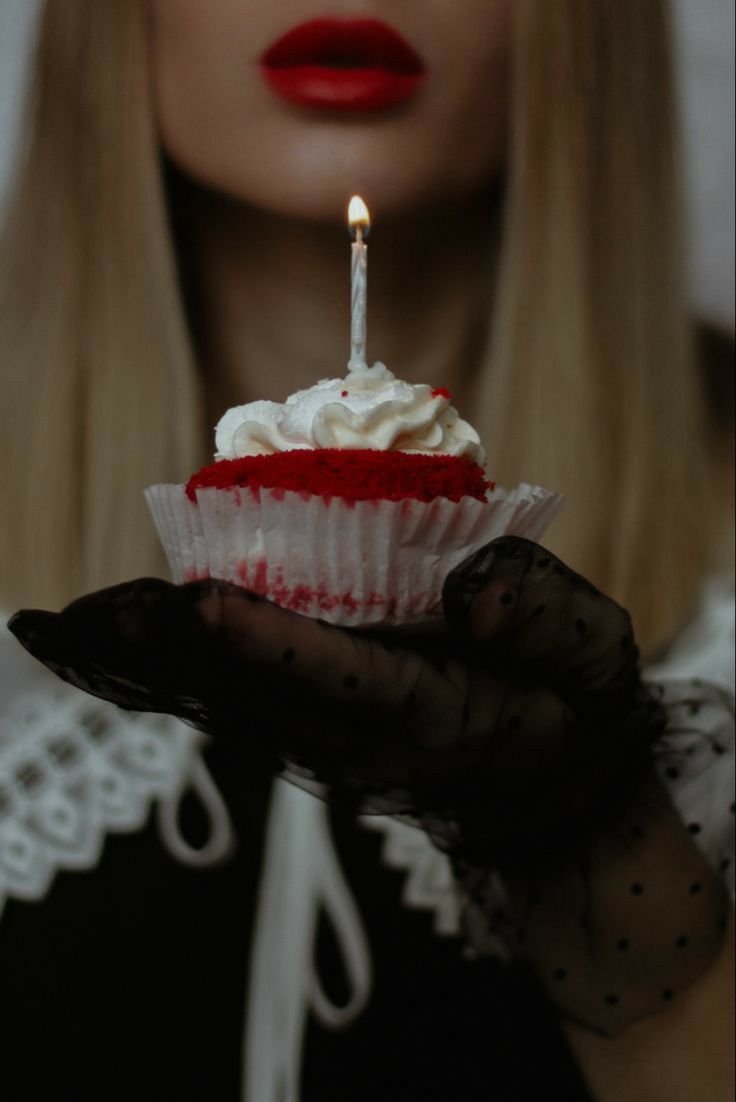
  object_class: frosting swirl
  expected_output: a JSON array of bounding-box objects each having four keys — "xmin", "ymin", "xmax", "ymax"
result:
[{"xmin": 214, "ymin": 363, "xmax": 485, "ymax": 465}]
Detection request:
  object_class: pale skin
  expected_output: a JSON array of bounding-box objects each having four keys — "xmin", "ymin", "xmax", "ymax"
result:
[
  {"xmin": 148, "ymin": 2, "xmax": 734, "ymax": 1097},
  {"xmin": 565, "ymin": 912, "xmax": 734, "ymax": 1102},
  {"xmin": 148, "ymin": 0, "xmax": 511, "ymax": 421}
]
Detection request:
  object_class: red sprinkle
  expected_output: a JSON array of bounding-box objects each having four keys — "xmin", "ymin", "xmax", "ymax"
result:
[
  {"xmin": 186, "ymin": 449, "xmax": 492, "ymax": 504},
  {"xmin": 431, "ymin": 387, "xmax": 452, "ymax": 400},
  {"xmin": 341, "ymin": 390, "xmax": 348, "ymax": 398}
]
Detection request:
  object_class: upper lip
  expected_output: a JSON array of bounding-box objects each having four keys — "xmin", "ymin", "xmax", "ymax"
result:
[{"xmin": 260, "ymin": 18, "xmax": 426, "ymax": 74}]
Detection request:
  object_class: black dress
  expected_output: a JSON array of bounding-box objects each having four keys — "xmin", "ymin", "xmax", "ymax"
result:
[{"xmin": 0, "ymin": 734, "xmax": 592, "ymax": 1102}]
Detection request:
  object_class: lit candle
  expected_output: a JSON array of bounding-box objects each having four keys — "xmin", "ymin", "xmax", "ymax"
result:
[{"xmin": 348, "ymin": 195, "xmax": 370, "ymax": 372}]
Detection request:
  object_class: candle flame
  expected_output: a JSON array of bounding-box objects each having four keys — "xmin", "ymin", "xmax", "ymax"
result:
[{"xmin": 348, "ymin": 195, "xmax": 370, "ymax": 240}]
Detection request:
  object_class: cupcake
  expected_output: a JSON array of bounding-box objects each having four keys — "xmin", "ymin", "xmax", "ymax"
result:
[{"xmin": 145, "ymin": 362, "xmax": 562, "ymax": 627}]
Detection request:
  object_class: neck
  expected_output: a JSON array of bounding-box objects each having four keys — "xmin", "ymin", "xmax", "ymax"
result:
[{"xmin": 174, "ymin": 176, "xmax": 501, "ymax": 426}]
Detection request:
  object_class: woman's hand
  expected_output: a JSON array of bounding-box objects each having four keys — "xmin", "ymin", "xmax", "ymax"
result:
[
  {"xmin": 8, "ymin": 537, "xmax": 731, "ymax": 1036},
  {"xmin": 8, "ymin": 537, "xmax": 659, "ymax": 860}
]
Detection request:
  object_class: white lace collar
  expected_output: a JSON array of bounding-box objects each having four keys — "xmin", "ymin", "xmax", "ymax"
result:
[{"xmin": 0, "ymin": 646, "xmax": 233, "ymax": 915}]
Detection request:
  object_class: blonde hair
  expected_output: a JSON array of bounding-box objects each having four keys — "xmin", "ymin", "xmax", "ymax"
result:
[
  {"xmin": 0, "ymin": 0, "xmax": 726, "ymax": 656},
  {"xmin": 0, "ymin": 0, "xmax": 201, "ymax": 607}
]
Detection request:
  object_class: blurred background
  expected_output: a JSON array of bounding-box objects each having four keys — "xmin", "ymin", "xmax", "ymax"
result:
[{"xmin": 0, "ymin": 0, "xmax": 733, "ymax": 330}]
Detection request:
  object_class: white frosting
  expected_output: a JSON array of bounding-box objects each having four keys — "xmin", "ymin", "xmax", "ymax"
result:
[{"xmin": 214, "ymin": 363, "xmax": 485, "ymax": 465}]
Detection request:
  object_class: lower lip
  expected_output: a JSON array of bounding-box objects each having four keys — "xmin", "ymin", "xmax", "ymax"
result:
[{"xmin": 261, "ymin": 65, "xmax": 425, "ymax": 112}]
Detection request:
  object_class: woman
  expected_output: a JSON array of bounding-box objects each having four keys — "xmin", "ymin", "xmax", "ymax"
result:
[{"xmin": 0, "ymin": 2, "xmax": 733, "ymax": 1100}]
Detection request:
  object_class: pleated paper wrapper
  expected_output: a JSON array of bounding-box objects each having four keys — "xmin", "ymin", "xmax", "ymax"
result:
[{"xmin": 144, "ymin": 482, "xmax": 564, "ymax": 627}]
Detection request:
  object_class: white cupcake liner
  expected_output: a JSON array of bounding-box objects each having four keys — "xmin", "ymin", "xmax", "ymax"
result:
[{"xmin": 145, "ymin": 482, "xmax": 564, "ymax": 627}]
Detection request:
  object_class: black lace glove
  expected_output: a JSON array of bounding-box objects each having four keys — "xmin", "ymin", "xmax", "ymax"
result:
[{"xmin": 8, "ymin": 537, "xmax": 732, "ymax": 1036}]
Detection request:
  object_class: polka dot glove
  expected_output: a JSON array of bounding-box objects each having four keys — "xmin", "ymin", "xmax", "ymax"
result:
[{"xmin": 9, "ymin": 536, "xmax": 732, "ymax": 1035}]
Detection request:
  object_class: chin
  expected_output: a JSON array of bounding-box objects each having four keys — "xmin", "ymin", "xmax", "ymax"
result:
[
  {"xmin": 163, "ymin": 106, "xmax": 500, "ymax": 225},
  {"xmin": 169, "ymin": 104, "xmax": 464, "ymax": 220},
  {"xmin": 239, "ymin": 172, "xmax": 432, "ymax": 224},
  {"xmin": 182, "ymin": 151, "xmax": 465, "ymax": 227}
]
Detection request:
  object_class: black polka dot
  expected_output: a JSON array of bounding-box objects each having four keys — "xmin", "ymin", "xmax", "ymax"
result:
[
  {"xmin": 616, "ymin": 938, "xmax": 630, "ymax": 951},
  {"xmin": 630, "ymin": 883, "xmax": 643, "ymax": 896},
  {"xmin": 605, "ymin": 994, "xmax": 620, "ymax": 1006},
  {"xmin": 343, "ymin": 675, "xmax": 358, "ymax": 690},
  {"xmin": 675, "ymin": 935, "xmax": 689, "ymax": 949},
  {"xmin": 687, "ymin": 823, "xmax": 701, "ymax": 835},
  {"xmin": 712, "ymin": 742, "xmax": 725, "ymax": 755},
  {"xmin": 553, "ymin": 968, "xmax": 567, "ymax": 981},
  {"xmin": 720, "ymin": 858, "xmax": 730, "ymax": 871},
  {"xmin": 666, "ymin": 767, "xmax": 680, "ymax": 780},
  {"xmin": 282, "ymin": 647, "xmax": 296, "ymax": 663},
  {"xmin": 537, "ymin": 557, "xmax": 550, "ymax": 568},
  {"xmin": 689, "ymin": 882, "xmax": 702, "ymax": 894},
  {"xmin": 730, "ymin": 803, "xmax": 735, "ymax": 815},
  {"xmin": 532, "ymin": 603, "xmax": 546, "ymax": 617},
  {"xmin": 575, "ymin": 618, "xmax": 587, "ymax": 635},
  {"xmin": 500, "ymin": 591, "xmax": 514, "ymax": 605},
  {"xmin": 661, "ymin": 989, "xmax": 674, "ymax": 1001}
]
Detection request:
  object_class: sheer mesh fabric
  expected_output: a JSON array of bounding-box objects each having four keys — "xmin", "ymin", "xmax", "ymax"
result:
[{"xmin": 9, "ymin": 536, "xmax": 732, "ymax": 1036}]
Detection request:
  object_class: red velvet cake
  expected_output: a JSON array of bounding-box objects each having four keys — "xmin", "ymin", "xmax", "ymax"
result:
[{"xmin": 186, "ymin": 449, "xmax": 493, "ymax": 505}]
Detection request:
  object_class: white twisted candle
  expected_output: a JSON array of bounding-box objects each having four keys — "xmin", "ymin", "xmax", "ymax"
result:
[
  {"xmin": 350, "ymin": 232, "xmax": 367, "ymax": 368},
  {"xmin": 348, "ymin": 195, "xmax": 370, "ymax": 372}
]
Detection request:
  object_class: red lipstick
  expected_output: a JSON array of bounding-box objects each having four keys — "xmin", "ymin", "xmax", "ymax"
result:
[{"xmin": 260, "ymin": 18, "xmax": 426, "ymax": 112}]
